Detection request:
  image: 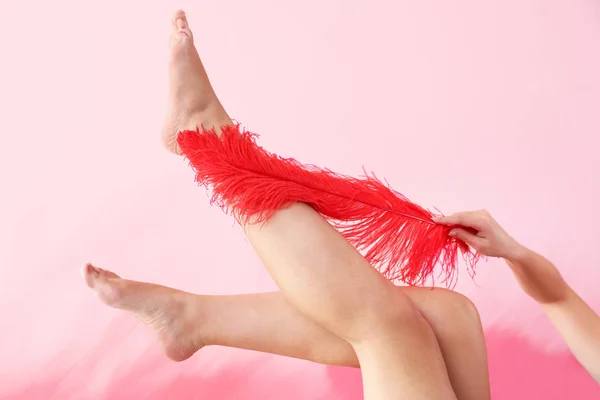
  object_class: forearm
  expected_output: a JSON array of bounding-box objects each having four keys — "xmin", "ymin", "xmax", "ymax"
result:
[
  {"xmin": 506, "ymin": 247, "xmax": 600, "ymax": 384},
  {"xmin": 505, "ymin": 246, "xmax": 570, "ymax": 304},
  {"xmin": 542, "ymin": 291, "xmax": 600, "ymax": 384}
]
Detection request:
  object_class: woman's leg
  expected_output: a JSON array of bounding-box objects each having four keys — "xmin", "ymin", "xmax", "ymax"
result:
[
  {"xmin": 82, "ymin": 264, "xmax": 489, "ymax": 399},
  {"xmin": 87, "ymin": 10, "xmax": 490, "ymax": 399},
  {"xmin": 242, "ymin": 203, "xmax": 457, "ymax": 399},
  {"xmin": 207, "ymin": 289, "xmax": 490, "ymax": 400},
  {"xmin": 166, "ymin": 10, "xmax": 489, "ymax": 399},
  {"xmin": 204, "ymin": 288, "xmax": 490, "ymax": 399}
]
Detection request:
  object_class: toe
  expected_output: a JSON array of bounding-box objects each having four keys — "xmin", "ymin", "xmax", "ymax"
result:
[
  {"xmin": 81, "ymin": 263, "xmax": 122, "ymax": 289},
  {"xmin": 82, "ymin": 265, "xmax": 127, "ymax": 306},
  {"xmin": 169, "ymin": 30, "xmax": 191, "ymax": 48},
  {"xmin": 170, "ymin": 11, "xmax": 193, "ymax": 45},
  {"xmin": 81, "ymin": 263, "xmax": 100, "ymax": 288},
  {"xmin": 171, "ymin": 10, "xmax": 188, "ymax": 29},
  {"xmin": 101, "ymin": 268, "xmax": 121, "ymax": 280}
]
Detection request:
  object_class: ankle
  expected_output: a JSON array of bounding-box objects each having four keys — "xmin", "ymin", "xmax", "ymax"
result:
[
  {"xmin": 195, "ymin": 107, "xmax": 233, "ymax": 133},
  {"xmin": 183, "ymin": 293, "xmax": 211, "ymax": 348}
]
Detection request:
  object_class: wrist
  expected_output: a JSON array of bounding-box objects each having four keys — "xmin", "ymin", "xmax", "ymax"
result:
[{"xmin": 503, "ymin": 241, "xmax": 530, "ymax": 263}]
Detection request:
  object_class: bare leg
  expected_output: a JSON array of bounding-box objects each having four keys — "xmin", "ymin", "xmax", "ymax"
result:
[
  {"xmin": 241, "ymin": 203, "xmax": 457, "ymax": 399},
  {"xmin": 202, "ymin": 288, "xmax": 490, "ymax": 400},
  {"xmin": 82, "ymin": 264, "xmax": 489, "ymax": 399},
  {"xmin": 86, "ymin": 10, "xmax": 490, "ymax": 399}
]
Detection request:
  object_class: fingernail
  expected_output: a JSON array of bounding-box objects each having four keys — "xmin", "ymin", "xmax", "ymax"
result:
[{"xmin": 449, "ymin": 231, "xmax": 456, "ymax": 237}]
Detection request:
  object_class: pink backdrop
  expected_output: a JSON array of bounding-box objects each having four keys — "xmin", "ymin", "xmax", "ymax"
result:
[{"xmin": 1, "ymin": 0, "xmax": 599, "ymax": 398}]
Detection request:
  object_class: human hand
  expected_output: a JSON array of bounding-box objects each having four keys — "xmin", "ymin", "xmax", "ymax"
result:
[{"xmin": 433, "ymin": 210, "xmax": 524, "ymax": 260}]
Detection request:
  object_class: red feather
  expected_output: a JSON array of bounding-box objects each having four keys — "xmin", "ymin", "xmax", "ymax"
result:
[{"xmin": 177, "ymin": 124, "xmax": 480, "ymax": 287}]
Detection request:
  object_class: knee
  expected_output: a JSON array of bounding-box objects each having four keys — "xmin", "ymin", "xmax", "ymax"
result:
[
  {"xmin": 445, "ymin": 291, "xmax": 481, "ymax": 327},
  {"xmin": 359, "ymin": 292, "xmax": 433, "ymax": 341},
  {"xmin": 430, "ymin": 289, "xmax": 484, "ymax": 337}
]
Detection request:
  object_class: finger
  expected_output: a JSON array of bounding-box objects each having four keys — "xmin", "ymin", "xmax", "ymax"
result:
[
  {"xmin": 449, "ymin": 228, "xmax": 485, "ymax": 249},
  {"xmin": 434, "ymin": 211, "xmax": 480, "ymax": 228}
]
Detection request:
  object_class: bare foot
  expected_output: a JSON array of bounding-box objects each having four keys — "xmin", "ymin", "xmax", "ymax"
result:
[
  {"xmin": 81, "ymin": 263, "xmax": 204, "ymax": 362},
  {"xmin": 162, "ymin": 10, "xmax": 233, "ymax": 154}
]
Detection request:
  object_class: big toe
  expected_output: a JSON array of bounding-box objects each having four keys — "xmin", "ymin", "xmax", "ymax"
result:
[
  {"xmin": 81, "ymin": 263, "xmax": 120, "ymax": 286},
  {"xmin": 170, "ymin": 11, "xmax": 194, "ymax": 48},
  {"xmin": 171, "ymin": 10, "xmax": 188, "ymax": 28},
  {"xmin": 81, "ymin": 263, "xmax": 125, "ymax": 305},
  {"xmin": 81, "ymin": 263, "xmax": 100, "ymax": 288}
]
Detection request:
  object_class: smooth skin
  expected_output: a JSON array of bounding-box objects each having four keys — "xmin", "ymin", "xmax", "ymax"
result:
[
  {"xmin": 81, "ymin": 10, "xmax": 600, "ymax": 398},
  {"xmin": 82, "ymin": 9, "xmax": 492, "ymax": 400},
  {"xmin": 436, "ymin": 210, "xmax": 600, "ymax": 385}
]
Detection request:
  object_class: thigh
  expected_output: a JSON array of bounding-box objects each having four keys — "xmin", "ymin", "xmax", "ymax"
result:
[
  {"xmin": 243, "ymin": 203, "xmax": 409, "ymax": 341},
  {"xmin": 244, "ymin": 203, "xmax": 457, "ymax": 398}
]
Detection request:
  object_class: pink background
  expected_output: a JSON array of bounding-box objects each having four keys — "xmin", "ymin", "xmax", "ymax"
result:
[{"xmin": 1, "ymin": 0, "xmax": 600, "ymax": 398}]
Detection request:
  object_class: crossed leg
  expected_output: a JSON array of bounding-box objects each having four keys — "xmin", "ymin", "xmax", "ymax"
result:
[
  {"xmin": 83, "ymin": 10, "xmax": 490, "ymax": 399},
  {"xmin": 83, "ymin": 266, "xmax": 489, "ymax": 399},
  {"xmin": 243, "ymin": 203, "xmax": 458, "ymax": 399}
]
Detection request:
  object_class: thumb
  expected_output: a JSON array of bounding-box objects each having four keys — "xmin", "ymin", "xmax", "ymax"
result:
[{"xmin": 449, "ymin": 228, "xmax": 483, "ymax": 249}]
